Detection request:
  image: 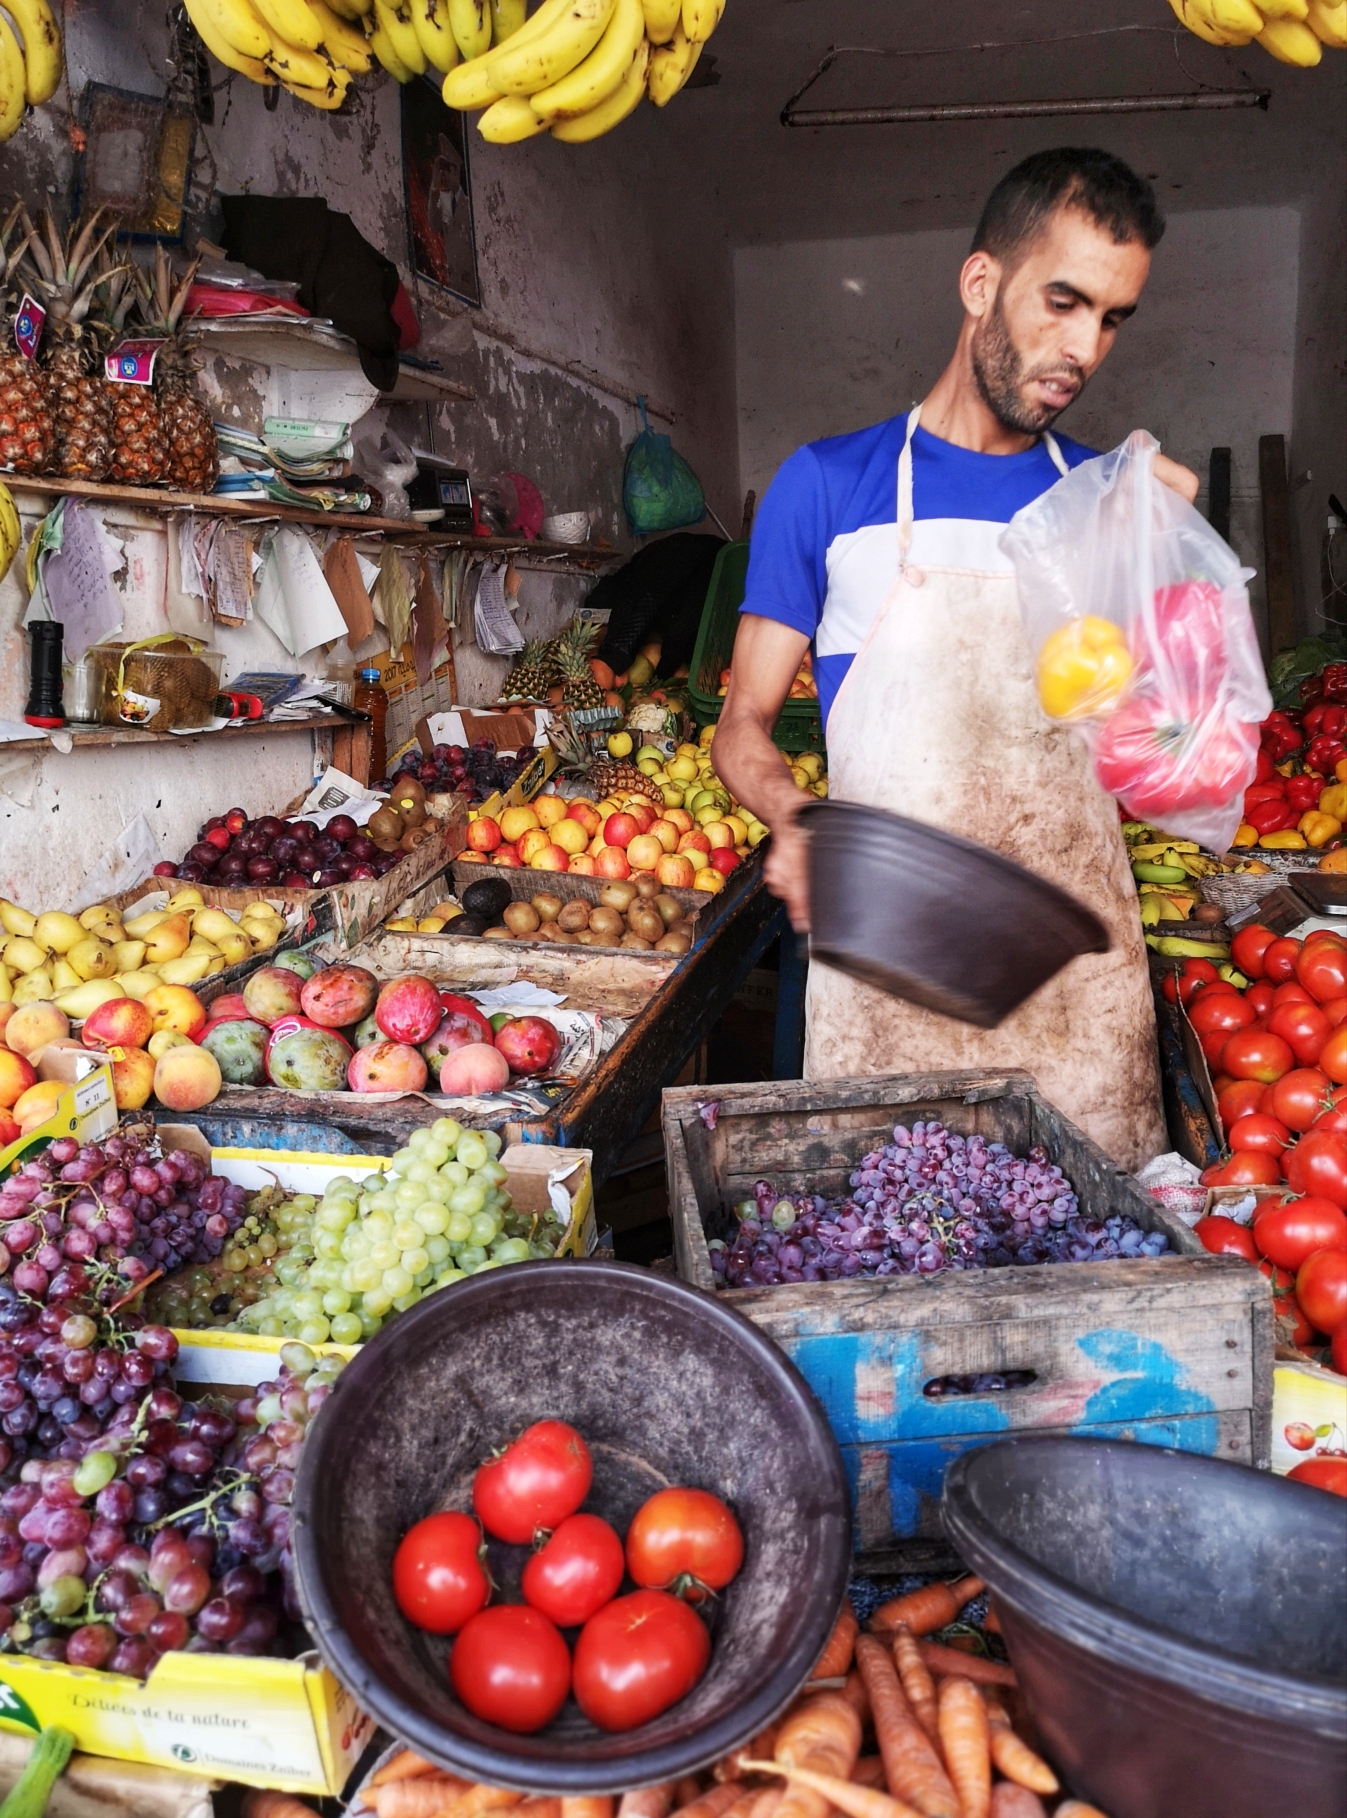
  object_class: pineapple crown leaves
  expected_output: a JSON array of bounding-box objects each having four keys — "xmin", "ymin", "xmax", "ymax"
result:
[
  {"xmin": 0, "ymin": 200, "xmax": 38, "ymax": 290},
  {"xmin": 546, "ymin": 711, "xmax": 590, "ymax": 769},
  {"xmin": 18, "ymin": 207, "xmax": 127, "ymax": 327},
  {"xmin": 145, "ymin": 243, "xmax": 201, "ymax": 337}
]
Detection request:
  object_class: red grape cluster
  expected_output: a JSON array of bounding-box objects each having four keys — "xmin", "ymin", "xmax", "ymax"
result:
[{"xmin": 158, "ymin": 807, "xmax": 403, "ymax": 891}]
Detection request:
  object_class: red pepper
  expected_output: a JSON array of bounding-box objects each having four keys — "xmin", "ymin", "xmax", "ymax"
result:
[
  {"xmin": 1304, "ymin": 704, "xmax": 1329, "ymax": 738},
  {"xmin": 1244, "ymin": 780, "xmax": 1288, "ymax": 807},
  {"xmin": 1261, "ymin": 711, "xmax": 1304, "ymax": 759},
  {"xmin": 1247, "ymin": 798, "xmax": 1299, "ymax": 835},
  {"xmin": 1307, "ymin": 736, "xmax": 1347, "ymax": 776},
  {"xmin": 1323, "ymin": 663, "xmax": 1347, "ymax": 703},
  {"xmin": 1254, "ymin": 747, "xmax": 1277, "ymax": 783},
  {"xmin": 1321, "ymin": 704, "xmax": 1347, "ymax": 740},
  {"xmin": 1286, "ymin": 773, "xmax": 1324, "ymax": 811}
]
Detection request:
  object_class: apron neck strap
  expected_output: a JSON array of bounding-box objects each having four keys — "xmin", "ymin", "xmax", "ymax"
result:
[
  {"xmin": 897, "ymin": 404, "xmax": 1070, "ymax": 556},
  {"xmin": 1043, "ymin": 429, "xmax": 1069, "ymax": 478}
]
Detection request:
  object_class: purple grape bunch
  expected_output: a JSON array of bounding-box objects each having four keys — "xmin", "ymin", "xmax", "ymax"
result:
[
  {"xmin": 710, "ymin": 1119, "xmax": 1169, "ymax": 1288},
  {"xmin": 391, "ymin": 737, "xmax": 531, "ymax": 806}
]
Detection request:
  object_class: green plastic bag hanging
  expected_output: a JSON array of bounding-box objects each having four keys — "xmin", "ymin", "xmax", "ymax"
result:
[{"xmin": 623, "ymin": 396, "xmax": 705, "ymax": 534}]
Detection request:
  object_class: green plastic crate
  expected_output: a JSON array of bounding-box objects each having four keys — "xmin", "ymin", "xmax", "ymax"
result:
[{"xmin": 688, "ymin": 541, "xmax": 824, "ymax": 753}]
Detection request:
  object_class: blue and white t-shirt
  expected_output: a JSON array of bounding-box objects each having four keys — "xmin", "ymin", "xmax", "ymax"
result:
[{"xmin": 741, "ymin": 412, "xmax": 1097, "ymax": 731}]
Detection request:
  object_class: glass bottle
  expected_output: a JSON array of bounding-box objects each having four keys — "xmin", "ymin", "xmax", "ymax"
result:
[{"xmin": 352, "ymin": 665, "xmax": 388, "ymax": 784}]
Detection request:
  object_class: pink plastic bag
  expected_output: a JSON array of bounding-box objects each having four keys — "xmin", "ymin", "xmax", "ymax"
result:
[{"xmin": 1003, "ymin": 430, "xmax": 1271, "ymax": 850}]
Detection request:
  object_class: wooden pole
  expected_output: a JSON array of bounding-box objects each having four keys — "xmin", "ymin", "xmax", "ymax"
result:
[{"xmin": 1259, "ymin": 434, "xmax": 1297, "ymax": 656}]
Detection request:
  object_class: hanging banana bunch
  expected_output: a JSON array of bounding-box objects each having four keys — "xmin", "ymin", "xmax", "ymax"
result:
[
  {"xmin": 1169, "ymin": 0, "xmax": 1345, "ymax": 66},
  {"xmin": 0, "ymin": 0, "xmax": 63, "ymax": 145}
]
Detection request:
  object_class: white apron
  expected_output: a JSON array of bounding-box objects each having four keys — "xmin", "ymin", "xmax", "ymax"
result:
[{"xmin": 804, "ymin": 406, "xmax": 1166, "ymax": 1172}]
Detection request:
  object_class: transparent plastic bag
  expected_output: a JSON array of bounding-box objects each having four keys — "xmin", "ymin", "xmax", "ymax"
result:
[{"xmin": 1002, "ymin": 430, "xmax": 1272, "ymax": 851}]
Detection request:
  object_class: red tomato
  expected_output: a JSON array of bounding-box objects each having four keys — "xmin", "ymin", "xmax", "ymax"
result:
[
  {"xmin": 1253, "ymin": 1198, "xmax": 1347, "ymax": 1270},
  {"xmin": 1321, "ymin": 1023, "xmax": 1347, "ymax": 1086},
  {"xmin": 1201, "ymin": 1152, "xmax": 1282, "ymax": 1187},
  {"xmin": 1298, "ymin": 941, "xmax": 1347, "ymax": 1005},
  {"xmin": 449, "ymin": 1604, "xmax": 571, "ymax": 1732},
  {"xmin": 1162, "ymin": 958, "xmax": 1221, "ymax": 1007},
  {"xmin": 1193, "ymin": 1215, "xmax": 1259, "ymax": 1262},
  {"xmin": 1200, "ymin": 1029, "xmax": 1234, "ymax": 1070},
  {"xmin": 1288, "ymin": 1456, "xmax": 1347, "ymax": 1496},
  {"xmin": 1269, "ymin": 1067, "xmax": 1333, "ymax": 1133},
  {"xmin": 625, "ymin": 1488, "xmax": 745, "ymax": 1600},
  {"xmin": 1267, "ymin": 1001, "xmax": 1331, "ymax": 1067},
  {"xmin": 1245, "ymin": 982, "xmax": 1277, "ymax": 1019},
  {"xmin": 522, "ymin": 1514, "xmax": 626, "ymax": 1628},
  {"xmin": 1218, "ymin": 1079, "xmax": 1267, "ymax": 1127},
  {"xmin": 1220, "ymin": 1030, "xmax": 1295, "ymax": 1084},
  {"xmin": 1189, "ymin": 992, "xmax": 1256, "ymax": 1037},
  {"xmin": 1231, "ymin": 924, "xmax": 1276, "ymax": 980},
  {"xmin": 1261, "ymin": 1262, "xmax": 1317, "ymax": 1346},
  {"xmin": 473, "ymin": 1420, "xmax": 592, "ymax": 1544},
  {"xmin": 392, "ymin": 1511, "xmax": 490, "ymax": 1636},
  {"xmin": 1298, "ymin": 1248, "xmax": 1347, "ymax": 1333},
  {"xmin": 1211, "ymin": 1073, "xmax": 1235, "ymax": 1096},
  {"xmin": 1263, "ymin": 937, "xmax": 1304, "ymax": 983},
  {"xmin": 1284, "ymin": 1128, "xmax": 1347, "ymax": 1207},
  {"xmin": 1228, "ymin": 1114, "xmax": 1292, "ymax": 1155},
  {"xmin": 572, "ymin": 1590, "xmax": 711, "ymax": 1731},
  {"xmin": 1272, "ymin": 981, "xmax": 1315, "ymax": 1008},
  {"xmin": 1321, "ymin": 996, "xmax": 1347, "ymax": 1027}
]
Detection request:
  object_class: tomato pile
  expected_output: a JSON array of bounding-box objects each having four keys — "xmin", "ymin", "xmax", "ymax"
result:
[
  {"xmin": 391, "ymin": 1418, "xmax": 743, "ymax": 1733},
  {"xmin": 1174, "ymin": 923, "xmax": 1347, "ymax": 1379}
]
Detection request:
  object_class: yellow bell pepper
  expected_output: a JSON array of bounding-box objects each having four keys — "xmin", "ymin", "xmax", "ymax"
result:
[
  {"xmin": 1035, "ymin": 616, "xmax": 1133, "ymax": 720},
  {"xmin": 1299, "ymin": 810, "xmax": 1343, "ymax": 848},
  {"xmin": 1320, "ymin": 782, "xmax": 1347, "ymax": 820},
  {"xmin": 1232, "ymin": 820, "xmax": 1260, "ymax": 847},
  {"xmin": 1320, "ymin": 847, "xmax": 1347, "ymax": 873},
  {"xmin": 1260, "ymin": 829, "xmax": 1308, "ymax": 849},
  {"xmin": 1336, "ymin": 758, "xmax": 1347, "ymax": 785}
]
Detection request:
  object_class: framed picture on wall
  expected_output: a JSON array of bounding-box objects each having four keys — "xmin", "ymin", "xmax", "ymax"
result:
[{"xmin": 401, "ymin": 74, "xmax": 481, "ymax": 308}]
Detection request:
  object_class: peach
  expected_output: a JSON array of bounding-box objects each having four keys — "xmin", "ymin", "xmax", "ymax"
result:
[
  {"xmin": 143, "ymin": 983, "xmax": 209, "ymax": 1040},
  {"xmin": 4, "ymin": 1002, "xmax": 69, "ymax": 1059},
  {"xmin": 153, "ymin": 1043, "xmax": 223, "ymax": 1111},
  {"xmin": 534, "ymin": 795, "xmax": 567, "ymax": 829},
  {"xmin": 595, "ymin": 846, "xmax": 632, "ymax": 880},
  {"xmin": 603, "ymin": 813, "xmax": 639, "ymax": 849},
  {"xmin": 567, "ymin": 854, "xmax": 596, "ymax": 875},
  {"xmin": 647, "ymin": 819, "xmax": 680, "ymax": 853},
  {"xmin": 81, "ymin": 997, "xmax": 155, "ymax": 1051},
  {"xmin": 518, "ymin": 827, "xmax": 552, "ymax": 865},
  {"xmin": 703, "ymin": 820, "xmax": 734, "ymax": 850},
  {"xmin": 626, "ymin": 834, "xmax": 663, "ymax": 872},
  {"xmin": 241, "ymin": 968, "xmax": 305, "ymax": 1029},
  {"xmin": 499, "ymin": 805, "xmax": 540, "ymax": 844},
  {"xmin": 530, "ymin": 845, "xmax": 570, "ymax": 872},
  {"xmin": 656, "ymin": 853, "xmax": 696, "ymax": 890},
  {"xmin": 677, "ymin": 830, "xmax": 712, "ymax": 856},
  {"xmin": 567, "ymin": 802, "xmax": 601, "ymax": 837},
  {"xmin": 466, "ymin": 816, "xmax": 502, "ymax": 853},
  {"xmin": 437, "ymin": 1041, "xmax": 510, "ymax": 1095},
  {"xmin": 0, "ymin": 1048, "xmax": 36, "ymax": 1108},
  {"xmin": 665, "ymin": 808, "xmax": 693, "ymax": 833},
  {"xmin": 550, "ymin": 819, "xmax": 588, "ymax": 856},
  {"xmin": 347, "ymin": 1039, "xmax": 428, "ymax": 1093},
  {"xmin": 109, "ymin": 1047, "xmax": 156, "ymax": 1110},
  {"xmin": 14, "ymin": 1079, "xmax": 63, "ymax": 1131}
]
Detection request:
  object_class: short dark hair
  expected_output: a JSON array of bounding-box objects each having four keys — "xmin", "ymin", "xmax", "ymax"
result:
[{"xmin": 971, "ymin": 148, "xmax": 1165, "ymax": 267}]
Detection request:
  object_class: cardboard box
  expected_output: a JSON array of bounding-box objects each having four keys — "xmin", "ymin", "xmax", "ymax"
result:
[
  {"xmin": 1271, "ymin": 1358, "xmax": 1347, "ymax": 1475},
  {"xmin": 0, "ymin": 1065, "xmax": 117, "ymax": 1176}
]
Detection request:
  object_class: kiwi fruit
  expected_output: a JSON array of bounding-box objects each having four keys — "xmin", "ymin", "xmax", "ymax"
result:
[
  {"xmin": 655, "ymin": 930, "xmax": 692, "ymax": 955},
  {"xmin": 368, "ymin": 805, "xmax": 402, "ymax": 843},
  {"xmin": 633, "ymin": 874, "xmax": 662, "ymax": 900},
  {"xmin": 599, "ymin": 880, "xmax": 637, "ymax": 912},
  {"xmin": 391, "ymin": 776, "xmax": 426, "ymax": 809},
  {"xmin": 628, "ymin": 904, "xmax": 665, "ymax": 943},
  {"xmin": 400, "ymin": 824, "xmax": 434, "ymax": 851},
  {"xmin": 535, "ymin": 921, "xmax": 561, "ymax": 942},
  {"xmin": 589, "ymin": 906, "xmax": 625, "ymax": 942},
  {"xmin": 652, "ymin": 893, "xmax": 684, "ymax": 928},
  {"xmin": 558, "ymin": 900, "xmax": 591, "ymax": 934},
  {"xmin": 532, "ymin": 892, "xmax": 564, "ymax": 923},
  {"xmin": 503, "ymin": 902, "xmax": 541, "ymax": 935},
  {"xmin": 462, "ymin": 878, "xmax": 513, "ymax": 920}
]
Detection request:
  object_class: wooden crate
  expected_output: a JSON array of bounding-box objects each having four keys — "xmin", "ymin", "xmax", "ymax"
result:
[
  {"xmin": 103, "ymin": 878, "xmax": 312, "ymax": 1007},
  {"xmin": 664, "ymin": 1070, "xmax": 1273, "ymax": 1552},
  {"xmin": 445, "ymin": 861, "xmax": 710, "ymax": 946}
]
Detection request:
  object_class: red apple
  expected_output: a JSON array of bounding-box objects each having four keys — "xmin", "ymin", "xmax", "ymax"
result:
[
  {"xmin": 708, "ymin": 848, "xmax": 740, "ymax": 876},
  {"xmin": 603, "ymin": 813, "xmax": 639, "ymax": 849},
  {"xmin": 467, "ymin": 816, "xmax": 503, "ymax": 853}
]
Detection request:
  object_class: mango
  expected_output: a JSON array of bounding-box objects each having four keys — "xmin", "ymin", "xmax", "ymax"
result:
[
  {"xmin": 33, "ymin": 912, "xmax": 83, "ymax": 955},
  {"xmin": 68, "ymin": 937, "xmax": 116, "ymax": 981},
  {"xmin": 4, "ymin": 937, "xmax": 49, "ymax": 975}
]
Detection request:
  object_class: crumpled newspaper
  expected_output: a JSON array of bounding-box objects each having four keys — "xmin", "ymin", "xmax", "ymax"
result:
[{"xmin": 1134, "ymin": 1150, "xmax": 1207, "ymax": 1227}]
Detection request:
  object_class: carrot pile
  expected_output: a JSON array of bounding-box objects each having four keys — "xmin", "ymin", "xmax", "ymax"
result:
[{"xmin": 351, "ymin": 1586, "xmax": 1110, "ymax": 1818}]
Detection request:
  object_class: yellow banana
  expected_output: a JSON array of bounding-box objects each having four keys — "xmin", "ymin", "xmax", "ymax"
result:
[
  {"xmin": 0, "ymin": 483, "xmax": 19, "ymax": 581},
  {"xmin": 647, "ymin": 22, "xmax": 699, "ymax": 103},
  {"xmin": 310, "ymin": 0, "xmax": 374, "ymax": 66},
  {"xmin": 1205, "ymin": 0, "xmax": 1265, "ymax": 27},
  {"xmin": 369, "ymin": 14, "xmax": 415, "ymax": 75},
  {"xmin": 1139, "ymin": 896, "xmax": 1164, "ymax": 928},
  {"xmin": 641, "ymin": 0, "xmax": 680, "ymax": 42},
  {"xmin": 0, "ymin": 0, "xmax": 61, "ymax": 106},
  {"xmin": 491, "ymin": 0, "xmax": 615, "ymax": 94},
  {"xmin": 409, "ymin": 0, "xmax": 460, "ymax": 69},
  {"xmin": 251, "ymin": 0, "xmax": 325, "ymax": 48},
  {"xmin": 1256, "ymin": 0, "xmax": 1310, "ymax": 17},
  {"xmin": 531, "ymin": 0, "xmax": 643, "ymax": 118},
  {"xmin": 448, "ymin": 0, "xmax": 491, "ymax": 58},
  {"xmin": 442, "ymin": 51, "xmax": 503, "ymax": 104},
  {"xmin": 1169, "ymin": 0, "xmax": 1252, "ymax": 42},
  {"xmin": 0, "ymin": 15, "xmax": 23, "ymax": 140},
  {"xmin": 281, "ymin": 71, "xmax": 352, "ymax": 103},
  {"xmin": 323, "ymin": 0, "xmax": 372, "ymax": 16},
  {"xmin": 489, "ymin": 0, "xmax": 527, "ymax": 40},
  {"xmin": 183, "ymin": 0, "xmax": 272, "ymax": 59},
  {"xmin": 185, "ymin": 0, "xmax": 276, "ymax": 77},
  {"xmin": 478, "ymin": 93, "xmax": 549, "ymax": 138},
  {"xmin": 374, "ymin": 0, "xmax": 427, "ymax": 70},
  {"xmin": 1308, "ymin": 0, "xmax": 1347, "ymax": 42},
  {"xmin": 1257, "ymin": 15, "xmax": 1323, "ymax": 56},
  {"xmin": 680, "ymin": 0, "xmax": 722, "ymax": 44},
  {"xmin": 265, "ymin": 34, "xmax": 340, "ymax": 84},
  {"xmin": 552, "ymin": 33, "xmax": 646, "ymax": 138}
]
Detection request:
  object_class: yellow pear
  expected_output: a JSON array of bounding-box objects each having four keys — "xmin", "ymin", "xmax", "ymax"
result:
[
  {"xmin": 241, "ymin": 922, "xmax": 279, "ymax": 951},
  {"xmin": 124, "ymin": 910, "xmax": 169, "ymax": 939},
  {"xmin": 0, "ymin": 899, "xmax": 36, "ymax": 938},
  {"xmin": 4, "ymin": 936, "xmax": 49, "ymax": 975},
  {"xmin": 215, "ymin": 931, "xmax": 253, "ymax": 967},
  {"xmin": 240, "ymin": 901, "xmax": 284, "ymax": 922},
  {"xmin": 0, "ymin": 968, "xmax": 11, "ymax": 1004},
  {"xmin": 143, "ymin": 913, "xmax": 192, "ymax": 964},
  {"xmin": 53, "ymin": 979, "xmax": 124, "ymax": 1019},
  {"xmin": 115, "ymin": 969, "xmax": 163, "ymax": 1000},
  {"xmin": 50, "ymin": 957, "xmax": 82, "ymax": 992},
  {"xmin": 185, "ymin": 935, "xmax": 221, "ymax": 957},
  {"xmin": 202, "ymin": 954, "xmax": 226, "ymax": 976},
  {"xmin": 166, "ymin": 887, "xmax": 205, "ymax": 912},
  {"xmin": 385, "ymin": 916, "xmax": 418, "ymax": 931},
  {"xmin": 32, "ymin": 912, "xmax": 84, "ymax": 955},
  {"xmin": 111, "ymin": 940, "xmax": 147, "ymax": 973},
  {"xmin": 148, "ymin": 1029, "xmax": 193, "ymax": 1059},
  {"xmin": 12, "ymin": 969, "xmax": 54, "ymax": 1004},
  {"xmin": 68, "ymin": 937, "xmax": 116, "ymax": 981},
  {"xmin": 78, "ymin": 904, "xmax": 121, "ymax": 932},
  {"xmin": 156, "ymin": 953, "xmax": 212, "ymax": 986},
  {"xmin": 192, "ymin": 908, "xmax": 244, "ymax": 945}
]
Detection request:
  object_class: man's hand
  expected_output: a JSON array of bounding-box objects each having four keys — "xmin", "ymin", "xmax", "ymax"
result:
[
  {"xmin": 711, "ymin": 614, "xmax": 815, "ymax": 931},
  {"xmin": 1155, "ymin": 451, "xmax": 1199, "ymax": 504}
]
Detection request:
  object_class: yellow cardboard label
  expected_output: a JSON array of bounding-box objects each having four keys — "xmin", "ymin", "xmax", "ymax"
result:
[{"xmin": 1272, "ymin": 1361, "xmax": 1347, "ymax": 1475}]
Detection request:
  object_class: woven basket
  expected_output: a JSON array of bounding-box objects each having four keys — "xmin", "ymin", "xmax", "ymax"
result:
[{"xmin": 1201, "ymin": 871, "xmax": 1289, "ymax": 914}]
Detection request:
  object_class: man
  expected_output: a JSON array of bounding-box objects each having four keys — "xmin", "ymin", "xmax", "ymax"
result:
[{"xmin": 713, "ymin": 148, "xmax": 1199, "ymax": 1170}]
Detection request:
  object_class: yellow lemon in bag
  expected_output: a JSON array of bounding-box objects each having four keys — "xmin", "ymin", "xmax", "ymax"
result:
[{"xmin": 1036, "ymin": 615, "xmax": 1134, "ymax": 720}]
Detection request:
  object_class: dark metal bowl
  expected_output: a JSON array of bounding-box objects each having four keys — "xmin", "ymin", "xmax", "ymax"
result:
[
  {"xmin": 292, "ymin": 1259, "xmax": 851, "ymax": 1791},
  {"xmin": 802, "ymin": 798, "xmax": 1110, "ymax": 1027}
]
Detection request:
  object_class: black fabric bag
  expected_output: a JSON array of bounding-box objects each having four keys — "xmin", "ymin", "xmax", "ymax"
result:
[{"xmin": 593, "ymin": 533, "xmax": 725, "ymax": 677}]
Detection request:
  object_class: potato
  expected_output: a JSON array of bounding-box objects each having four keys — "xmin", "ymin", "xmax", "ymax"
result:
[
  {"xmin": 503, "ymin": 901, "xmax": 541, "ymax": 935},
  {"xmin": 483, "ymin": 925, "xmax": 515, "ymax": 941},
  {"xmin": 558, "ymin": 900, "xmax": 591, "ymax": 934}
]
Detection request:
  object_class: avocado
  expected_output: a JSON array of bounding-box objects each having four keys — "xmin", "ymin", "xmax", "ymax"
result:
[{"xmin": 461, "ymin": 877, "xmax": 514, "ymax": 920}]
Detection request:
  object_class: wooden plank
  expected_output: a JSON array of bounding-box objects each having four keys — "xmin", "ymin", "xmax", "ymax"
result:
[
  {"xmin": 1208, "ymin": 445, "xmax": 1232, "ymax": 543},
  {"xmin": 0, "ymin": 710, "xmax": 340, "ymax": 759},
  {"xmin": 1259, "ymin": 433, "xmax": 1297, "ymax": 654}
]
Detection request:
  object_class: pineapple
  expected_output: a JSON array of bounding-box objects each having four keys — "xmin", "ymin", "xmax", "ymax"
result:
[
  {"xmin": 547, "ymin": 711, "xmax": 663, "ymax": 806},
  {"xmin": 97, "ymin": 247, "xmax": 166, "ymax": 487},
  {"xmin": 500, "ymin": 636, "xmax": 556, "ymax": 703},
  {"xmin": 141, "ymin": 246, "xmax": 217, "ymax": 494},
  {"xmin": 0, "ymin": 201, "xmax": 53, "ymax": 476},
  {"xmin": 555, "ymin": 619, "xmax": 604, "ymax": 711},
  {"xmin": 20, "ymin": 208, "xmax": 120, "ymax": 481}
]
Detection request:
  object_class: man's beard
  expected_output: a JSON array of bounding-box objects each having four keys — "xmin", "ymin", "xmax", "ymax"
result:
[{"xmin": 971, "ymin": 295, "xmax": 1085, "ymax": 435}]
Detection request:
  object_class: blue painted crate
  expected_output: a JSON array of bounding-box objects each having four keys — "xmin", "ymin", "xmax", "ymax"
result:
[{"xmin": 664, "ymin": 1071, "xmax": 1273, "ymax": 1552}]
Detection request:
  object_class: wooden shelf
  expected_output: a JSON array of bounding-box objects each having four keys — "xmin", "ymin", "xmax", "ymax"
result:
[
  {"xmin": 0, "ymin": 709, "xmax": 343, "ymax": 759},
  {"xmin": 5, "ymin": 475, "xmax": 619, "ymax": 566}
]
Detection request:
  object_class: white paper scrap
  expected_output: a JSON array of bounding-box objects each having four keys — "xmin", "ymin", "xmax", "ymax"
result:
[
  {"xmin": 467, "ymin": 985, "xmax": 567, "ymax": 1011},
  {"xmin": 473, "ymin": 559, "xmax": 523, "ymax": 655},
  {"xmin": 255, "ymin": 526, "xmax": 348, "ymax": 657}
]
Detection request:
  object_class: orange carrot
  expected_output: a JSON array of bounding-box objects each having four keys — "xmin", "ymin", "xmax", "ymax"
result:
[
  {"xmin": 619, "ymin": 1786, "xmax": 675, "ymax": 1818},
  {"xmin": 936, "ymin": 1677, "xmax": 990, "ymax": 1818},
  {"xmin": 716, "ymin": 1723, "xmax": 782, "ymax": 1781},
  {"xmin": 854, "ymin": 1634, "xmax": 960, "ymax": 1818},
  {"xmin": 438, "ymin": 1789, "xmax": 525, "ymax": 1818},
  {"xmin": 368, "ymin": 1753, "xmax": 442, "ymax": 1789},
  {"xmin": 1054, "ymin": 1804, "xmax": 1112, "ymax": 1818},
  {"xmin": 372, "ymin": 1783, "xmax": 479, "ymax": 1818},
  {"xmin": 772, "ymin": 1689, "xmax": 863, "ymax": 1818},
  {"xmin": 916, "ymin": 1640, "xmax": 1016, "ymax": 1687},
  {"xmin": 890, "ymin": 1625, "xmax": 939, "ymax": 1744},
  {"xmin": 739, "ymin": 1759, "xmax": 926, "ymax": 1818},
  {"xmin": 561, "ymin": 1800, "xmax": 613, "ymax": 1818},
  {"xmin": 870, "ymin": 1579, "xmax": 983, "ymax": 1636},
  {"xmin": 840, "ymin": 1669, "xmax": 871, "ymax": 1724},
  {"xmin": 982, "ymin": 1694, "xmax": 1058, "ymax": 1795},
  {"xmin": 672, "ymin": 1782, "xmax": 751, "ymax": 1818},
  {"xmin": 852, "ymin": 1758, "xmax": 887, "ymax": 1788},
  {"xmin": 241, "ymin": 1796, "xmax": 320, "ymax": 1818},
  {"xmin": 988, "ymin": 1788, "xmax": 1047, "ymax": 1818},
  {"xmin": 814, "ymin": 1600, "xmax": 859, "ymax": 1676}
]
